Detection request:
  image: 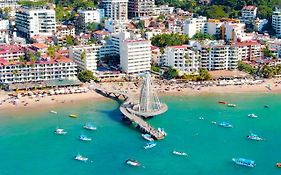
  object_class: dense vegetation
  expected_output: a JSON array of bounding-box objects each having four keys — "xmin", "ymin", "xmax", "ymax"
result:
[
  {"xmin": 163, "ymin": 67, "xmax": 179, "ymax": 79},
  {"xmin": 78, "ymin": 69, "xmax": 97, "ymax": 82},
  {"xmin": 181, "ymin": 68, "xmax": 211, "ymax": 81},
  {"xmin": 151, "ymin": 34, "xmax": 189, "ymax": 48},
  {"xmin": 192, "ymin": 32, "xmax": 215, "ymax": 40},
  {"xmin": 237, "ymin": 61, "xmax": 257, "ymax": 75}
]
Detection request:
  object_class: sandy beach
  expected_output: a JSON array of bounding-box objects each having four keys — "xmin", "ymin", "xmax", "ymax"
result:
[{"xmin": 1, "ymin": 78, "xmax": 281, "ymax": 114}]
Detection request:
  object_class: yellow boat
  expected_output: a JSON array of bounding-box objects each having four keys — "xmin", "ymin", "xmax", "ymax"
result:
[{"xmin": 69, "ymin": 114, "xmax": 78, "ymax": 118}]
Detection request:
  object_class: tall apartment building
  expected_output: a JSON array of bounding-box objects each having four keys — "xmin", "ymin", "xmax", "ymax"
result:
[
  {"xmin": 101, "ymin": 0, "xmax": 128, "ymax": 21},
  {"xmin": 0, "ymin": 56, "xmax": 77, "ymax": 85},
  {"xmin": 183, "ymin": 16, "xmax": 207, "ymax": 38},
  {"xmin": 128, "ymin": 0, "xmax": 155, "ymax": 18},
  {"xmin": 120, "ymin": 39, "xmax": 151, "ymax": 74},
  {"xmin": 0, "ymin": 0, "xmax": 19, "ymax": 8},
  {"xmin": 69, "ymin": 45, "xmax": 102, "ymax": 72},
  {"xmin": 272, "ymin": 7, "xmax": 281, "ymax": 36},
  {"xmin": 198, "ymin": 41, "xmax": 238, "ymax": 70},
  {"xmin": 236, "ymin": 41, "xmax": 262, "ymax": 61},
  {"xmin": 76, "ymin": 9, "xmax": 105, "ymax": 33},
  {"xmin": 15, "ymin": 6, "xmax": 56, "ymax": 38},
  {"xmin": 163, "ymin": 45, "xmax": 200, "ymax": 74},
  {"xmin": 241, "ymin": 5, "xmax": 257, "ymax": 24}
]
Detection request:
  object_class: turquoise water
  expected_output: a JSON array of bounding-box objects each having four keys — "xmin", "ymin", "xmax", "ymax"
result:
[{"xmin": 0, "ymin": 94, "xmax": 281, "ymax": 175}]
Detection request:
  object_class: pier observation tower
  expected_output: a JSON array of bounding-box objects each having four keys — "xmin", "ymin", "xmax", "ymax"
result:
[{"xmin": 127, "ymin": 73, "xmax": 168, "ymax": 118}]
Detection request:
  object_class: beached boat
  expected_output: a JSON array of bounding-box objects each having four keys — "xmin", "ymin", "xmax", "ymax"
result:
[
  {"xmin": 218, "ymin": 101, "xmax": 227, "ymax": 104},
  {"xmin": 74, "ymin": 153, "xmax": 88, "ymax": 162},
  {"xmin": 83, "ymin": 123, "xmax": 97, "ymax": 131},
  {"xmin": 227, "ymin": 104, "xmax": 236, "ymax": 107},
  {"xmin": 219, "ymin": 122, "xmax": 233, "ymax": 128},
  {"xmin": 50, "ymin": 110, "xmax": 57, "ymax": 114},
  {"xmin": 142, "ymin": 134, "xmax": 154, "ymax": 142},
  {"xmin": 158, "ymin": 128, "xmax": 167, "ymax": 136},
  {"xmin": 125, "ymin": 159, "xmax": 141, "ymax": 167},
  {"xmin": 232, "ymin": 158, "xmax": 256, "ymax": 167},
  {"xmin": 172, "ymin": 150, "xmax": 188, "ymax": 156},
  {"xmin": 69, "ymin": 114, "xmax": 78, "ymax": 118},
  {"xmin": 144, "ymin": 142, "xmax": 157, "ymax": 149},
  {"xmin": 248, "ymin": 114, "xmax": 258, "ymax": 118},
  {"xmin": 79, "ymin": 134, "xmax": 92, "ymax": 141},
  {"xmin": 247, "ymin": 133, "xmax": 263, "ymax": 141},
  {"xmin": 276, "ymin": 163, "xmax": 281, "ymax": 168},
  {"xmin": 54, "ymin": 128, "xmax": 67, "ymax": 135}
]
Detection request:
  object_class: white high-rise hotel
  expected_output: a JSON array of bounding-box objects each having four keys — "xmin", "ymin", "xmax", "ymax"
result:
[
  {"xmin": 272, "ymin": 7, "xmax": 281, "ymax": 37},
  {"xmin": 15, "ymin": 6, "xmax": 56, "ymax": 38}
]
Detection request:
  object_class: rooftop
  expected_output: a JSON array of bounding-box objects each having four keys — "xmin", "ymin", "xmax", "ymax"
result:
[
  {"xmin": 243, "ymin": 5, "xmax": 257, "ymax": 11},
  {"xmin": 0, "ymin": 45, "xmax": 24, "ymax": 54}
]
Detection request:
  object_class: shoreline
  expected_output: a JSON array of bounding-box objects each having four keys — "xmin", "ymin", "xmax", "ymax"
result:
[{"xmin": 0, "ymin": 79, "xmax": 281, "ymax": 114}]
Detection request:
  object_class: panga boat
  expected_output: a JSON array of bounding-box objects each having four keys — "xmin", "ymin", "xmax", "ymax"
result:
[
  {"xmin": 276, "ymin": 163, "xmax": 281, "ymax": 168},
  {"xmin": 218, "ymin": 101, "xmax": 227, "ymax": 104},
  {"xmin": 144, "ymin": 142, "xmax": 157, "ymax": 149},
  {"xmin": 83, "ymin": 123, "xmax": 97, "ymax": 130},
  {"xmin": 219, "ymin": 122, "xmax": 233, "ymax": 128},
  {"xmin": 247, "ymin": 133, "xmax": 263, "ymax": 141},
  {"xmin": 74, "ymin": 153, "xmax": 88, "ymax": 162},
  {"xmin": 54, "ymin": 128, "xmax": 67, "ymax": 135},
  {"xmin": 50, "ymin": 110, "xmax": 57, "ymax": 114},
  {"xmin": 198, "ymin": 117, "xmax": 204, "ymax": 120},
  {"xmin": 248, "ymin": 114, "xmax": 258, "ymax": 118},
  {"xmin": 69, "ymin": 114, "xmax": 78, "ymax": 118},
  {"xmin": 79, "ymin": 134, "xmax": 92, "ymax": 141},
  {"xmin": 227, "ymin": 104, "xmax": 236, "ymax": 107},
  {"xmin": 125, "ymin": 159, "xmax": 141, "ymax": 167},
  {"xmin": 142, "ymin": 134, "xmax": 154, "ymax": 142},
  {"xmin": 232, "ymin": 158, "xmax": 256, "ymax": 167},
  {"xmin": 173, "ymin": 151, "xmax": 188, "ymax": 156}
]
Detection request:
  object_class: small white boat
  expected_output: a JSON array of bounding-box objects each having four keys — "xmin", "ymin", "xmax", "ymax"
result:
[
  {"xmin": 198, "ymin": 117, "xmax": 204, "ymax": 120},
  {"xmin": 248, "ymin": 114, "xmax": 258, "ymax": 118},
  {"xmin": 227, "ymin": 104, "xmax": 236, "ymax": 107},
  {"xmin": 232, "ymin": 158, "xmax": 256, "ymax": 167},
  {"xmin": 158, "ymin": 128, "xmax": 167, "ymax": 136},
  {"xmin": 144, "ymin": 142, "xmax": 157, "ymax": 149},
  {"xmin": 74, "ymin": 153, "xmax": 88, "ymax": 162},
  {"xmin": 247, "ymin": 133, "xmax": 263, "ymax": 141},
  {"xmin": 173, "ymin": 150, "xmax": 188, "ymax": 156},
  {"xmin": 125, "ymin": 159, "xmax": 141, "ymax": 167},
  {"xmin": 83, "ymin": 123, "xmax": 97, "ymax": 131},
  {"xmin": 142, "ymin": 134, "xmax": 154, "ymax": 142},
  {"xmin": 54, "ymin": 128, "xmax": 67, "ymax": 135},
  {"xmin": 211, "ymin": 121, "xmax": 217, "ymax": 124},
  {"xmin": 79, "ymin": 134, "xmax": 92, "ymax": 141},
  {"xmin": 50, "ymin": 110, "xmax": 57, "ymax": 114}
]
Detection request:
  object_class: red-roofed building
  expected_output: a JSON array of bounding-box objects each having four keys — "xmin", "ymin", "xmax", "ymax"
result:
[
  {"xmin": 236, "ymin": 41, "xmax": 262, "ymax": 61},
  {"xmin": 241, "ymin": 5, "xmax": 257, "ymax": 23},
  {"xmin": 0, "ymin": 44, "xmax": 25, "ymax": 61}
]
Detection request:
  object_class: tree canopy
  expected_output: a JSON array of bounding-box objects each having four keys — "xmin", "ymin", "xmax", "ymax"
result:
[
  {"xmin": 77, "ymin": 69, "xmax": 96, "ymax": 82},
  {"xmin": 163, "ymin": 67, "xmax": 179, "ymax": 79},
  {"xmin": 151, "ymin": 33, "xmax": 189, "ymax": 48},
  {"xmin": 192, "ymin": 32, "xmax": 215, "ymax": 40}
]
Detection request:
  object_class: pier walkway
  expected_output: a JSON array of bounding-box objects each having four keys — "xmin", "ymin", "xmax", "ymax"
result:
[{"xmin": 90, "ymin": 84, "xmax": 165, "ymax": 140}]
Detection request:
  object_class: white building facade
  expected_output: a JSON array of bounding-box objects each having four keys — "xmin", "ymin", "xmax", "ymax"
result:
[
  {"xmin": 101, "ymin": 0, "xmax": 128, "ymax": 21},
  {"xmin": 272, "ymin": 7, "xmax": 281, "ymax": 37},
  {"xmin": 183, "ymin": 16, "xmax": 207, "ymax": 38}
]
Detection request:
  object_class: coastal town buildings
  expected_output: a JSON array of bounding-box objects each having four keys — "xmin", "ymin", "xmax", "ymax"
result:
[
  {"xmin": 0, "ymin": 44, "xmax": 25, "ymax": 61},
  {"xmin": 76, "ymin": 9, "xmax": 105, "ymax": 33},
  {"xmin": 15, "ymin": 6, "xmax": 56, "ymax": 38},
  {"xmin": 128, "ymin": 0, "xmax": 155, "ymax": 18},
  {"xmin": 69, "ymin": 45, "xmax": 102, "ymax": 72},
  {"xmin": 163, "ymin": 45, "xmax": 200, "ymax": 74},
  {"xmin": 183, "ymin": 16, "xmax": 207, "ymax": 38},
  {"xmin": 272, "ymin": 7, "xmax": 281, "ymax": 37},
  {"xmin": 236, "ymin": 41, "xmax": 262, "ymax": 61},
  {"xmin": 101, "ymin": 0, "xmax": 128, "ymax": 21},
  {"xmin": 120, "ymin": 39, "xmax": 151, "ymax": 74},
  {"xmin": 253, "ymin": 18, "xmax": 268, "ymax": 32},
  {"xmin": 241, "ymin": 5, "xmax": 257, "ymax": 24},
  {"xmin": 53, "ymin": 25, "xmax": 75, "ymax": 46}
]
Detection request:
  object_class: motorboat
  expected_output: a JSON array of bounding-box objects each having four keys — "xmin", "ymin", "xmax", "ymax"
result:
[
  {"xmin": 79, "ymin": 134, "xmax": 92, "ymax": 141},
  {"xmin": 211, "ymin": 121, "xmax": 217, "ymax": 124},
  {"xmin": 227, "ymin": 104, "xmax": 236, "ymax": 107},
  {"xmin": 74, "ymin": 153, "xmax": 88, "ymax": 162},
  {"xmin": 144, "ymin": 142, "xmax": 157, "ymax": 149},
  {"xmin": 158, "ymin": 128, "xmax": 167, "ymax": 136},
  {"xmin": 50, "ymin": 110, "xmax": 57, "ymax": 114},
  {"xmin": 247, "ymin": 133, "xmax": 263, "ymax": 141},
  {"xmin": 54, "ymin": 128, "xmax": 67, "ymax": 135},
  {"xmin": 172, "ymin": 150, "xmax": 188, "ymax": 156},
  {"xmin": 198, "ymin": 117, "xmax": 204, "ymax": 120},
  {"xmin": 276, "ymin": 163, "xmax": 281, "ymax": 168},
  {"xmin": 232, "ymin": 158, "xmax": 256, "ymax": 167},
  {"xmin": 125, "ymin": 159, "xmax": 141, "ymax": 167},
  {"xmin": 248, "ymin": 114, "xmax": 258, "ymax": 118},
  {"xmin": 142, "ymin": 134, "xmax": 154, "ymax": 142},
  {"xmin": 218, "ymin": 101, "xmax": 227, "ymax": 104},
  {"xmin": 219, "ymin": 122, "xmax": 233, "ymax": 128},
  {"xmin": 69, "ymin": 114, "xmax": 78, "ymax": 118},
  {"xmin": 83, "ymin": 123, "xmax": 97, "ymax": 131}
]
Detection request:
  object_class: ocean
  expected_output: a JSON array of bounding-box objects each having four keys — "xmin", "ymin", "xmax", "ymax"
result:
[{"xmin": 0, "ymin": 93, "xmax": 280, "ymax": 175}]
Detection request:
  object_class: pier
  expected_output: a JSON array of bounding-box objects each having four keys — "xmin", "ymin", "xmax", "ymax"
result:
[{"xmin": 90, "ymin": 74, "xmax": 168, "ymax": 140}]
